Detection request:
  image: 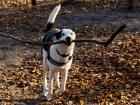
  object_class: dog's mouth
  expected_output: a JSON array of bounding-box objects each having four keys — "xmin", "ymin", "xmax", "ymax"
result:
[
  {"xmin": 65, "ymin": 41, "xmax": 71, "ymax": 46},
  {"xmin": 59, "ymin": 37, "xmax": 72, "ymax": 46},
  {"xmin": 61, "ymin": 40, "xmax": 71, "ymax": 46}
]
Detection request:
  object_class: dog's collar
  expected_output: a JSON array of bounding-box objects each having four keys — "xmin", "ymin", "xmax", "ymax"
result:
[
  {"xmin": 47, "ymin": 54, "xmax": 72, "ymax": 66},
  {"xmin": 56, "ymin": 48, "xmax": 70, "ymax": 57}
]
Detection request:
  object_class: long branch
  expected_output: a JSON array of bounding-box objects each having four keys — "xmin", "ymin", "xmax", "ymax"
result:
[
  {"xmin": 0, "ymin": 24, "xmax": 126, "ymax": 46},
  {"xmin": 0, "ymin": 31, "xmax": 65, "ymax": 45}
]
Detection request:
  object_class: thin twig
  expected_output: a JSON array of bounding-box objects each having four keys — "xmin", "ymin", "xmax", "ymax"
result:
[{"xmin": 0, "ymin": 24, "xmax": 126, "ymax": 46}]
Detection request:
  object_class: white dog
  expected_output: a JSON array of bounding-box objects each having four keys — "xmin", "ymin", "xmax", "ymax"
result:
[{"xmin": 42, "ymin": 4, "xmax": 76, "ymax": 100}]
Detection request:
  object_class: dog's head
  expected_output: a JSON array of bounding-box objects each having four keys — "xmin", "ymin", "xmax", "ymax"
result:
[
  {"xmin": 46, "ymin": 4, "xmax": 76, "ymax": 46},
  {"xmin": 56, "ymin": 29, "xmax": 76, "ymax": 46}
]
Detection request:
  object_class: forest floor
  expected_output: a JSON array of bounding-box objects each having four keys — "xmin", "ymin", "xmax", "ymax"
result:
[{"xmin": 0, "ymin": 1, "xmax": 140, "ymax": 105}]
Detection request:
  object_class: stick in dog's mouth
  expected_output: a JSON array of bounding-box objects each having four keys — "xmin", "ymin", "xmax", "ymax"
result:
[{"xmin": 0, "ymin": 24, "xmax": 126, "ymax": 46}]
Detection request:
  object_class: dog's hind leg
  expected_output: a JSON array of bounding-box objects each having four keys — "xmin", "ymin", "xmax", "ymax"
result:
[
  {"xmin": 61, "ymin": 69, "xmax": 69, "ymax": 92},
  {"xmin": 55, "ymin": 72, "xmax": 60, "ymax": 89}
]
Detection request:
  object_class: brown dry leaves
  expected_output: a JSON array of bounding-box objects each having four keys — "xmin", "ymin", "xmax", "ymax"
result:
[
  {"xmin": 0, "ymin": 26, "xmax": 140, "ymax": 104},
  {"xmin": 71, "ymin": 25, "xmax": 140, "ymax": 105},
  {"xmin": 0, "ymin": 1, "xmax": 140, "ymax": 105}
]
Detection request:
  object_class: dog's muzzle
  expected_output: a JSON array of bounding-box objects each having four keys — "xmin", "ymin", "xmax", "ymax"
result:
[{"xmin": 65, "ymin": 36, "xmax": 72, "ymax": 46}]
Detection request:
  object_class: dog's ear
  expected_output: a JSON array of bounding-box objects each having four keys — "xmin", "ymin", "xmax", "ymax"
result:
[
  {"xmin": 45, "ymin": 4, "xmax": 61, "ymax": 31},
  {"xmin": 55, "ymin": 31, "xmax": 62, "ymax": 40}
]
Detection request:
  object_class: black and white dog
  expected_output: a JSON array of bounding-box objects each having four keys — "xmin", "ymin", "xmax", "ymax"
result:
[{"xmin": 42, "ymin": 4, "xmax": 76, "ymax": 100}]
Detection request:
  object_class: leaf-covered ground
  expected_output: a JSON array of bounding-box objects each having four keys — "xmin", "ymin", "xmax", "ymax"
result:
[{"xmin": 0, "ymin": 1, "xmax": 140, "ymax": 105}]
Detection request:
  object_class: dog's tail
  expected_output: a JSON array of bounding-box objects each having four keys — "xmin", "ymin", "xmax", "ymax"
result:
[{"xmin": 46, "ymin": 4, "xmax": 61, "ymax": 31}]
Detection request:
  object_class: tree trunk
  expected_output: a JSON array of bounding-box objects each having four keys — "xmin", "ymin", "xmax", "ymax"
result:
[
  {"xmin": 127, "ymin": 0, "xmax": 134, "ymax": 10},
  {"xmin": 31, "ymin": 0, "xmax": 36, "ymax": 6},
  {"xmin": 67, "ymin": 0, "xmax": 75, "ymax": 2}
]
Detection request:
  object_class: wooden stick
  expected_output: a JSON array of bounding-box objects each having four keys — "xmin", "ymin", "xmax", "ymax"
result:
[
  {"xmin": 0, "ymin": 31, "xmax": 65, "ymax": 45},
  {"xmin": 72, "ymin": 24, "xmax": 126, "ymax": 46},
  {"xmin": 0, "ymin": 24, "xmax": 126, "ymax": 46}
]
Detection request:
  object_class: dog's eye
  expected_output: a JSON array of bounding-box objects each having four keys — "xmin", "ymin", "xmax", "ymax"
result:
[
  {"xmin": 70, "ymin": 33, "xmax": 73, "ymax": 35},
  {"xmin": 61, "ymin": 33, "xmax": 65, "ymax": 36}
]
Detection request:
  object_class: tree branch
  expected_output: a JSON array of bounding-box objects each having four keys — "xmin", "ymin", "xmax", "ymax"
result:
[
  {"xmin": 0, "ymin": 24, "xmax": 126, "ymax": 46},
  {"xmin": 0, "ymin": 31, "xmax": 65, "ymax": 45}
]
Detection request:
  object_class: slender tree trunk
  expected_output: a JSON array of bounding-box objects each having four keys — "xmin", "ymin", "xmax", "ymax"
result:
[
  {"xmin": 127, "ymin": 0, "xmax": 134, "ymax": 10},
  {"xmin": 31, "ymin": 0, "xmax": 36, "ymax": 6},
  {"xmin": 67, "ymin": 0, "xmax": 75, "ymax": 2}
]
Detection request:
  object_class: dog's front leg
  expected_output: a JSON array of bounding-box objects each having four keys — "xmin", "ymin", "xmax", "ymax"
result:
[
  {"xmin": 46, "ymin": 70, "xmax": 54, "ymax": 101},
  {"xmin": 61, "ymin": 69, "xmax": 68, "ymax": 92},
  {"xmin": 43, "ymin": 50, "xmax": 48, "ymax": 96},
  {"xmin": 43, "ymin": 67, "xmax": 48, "ymax": 96}
]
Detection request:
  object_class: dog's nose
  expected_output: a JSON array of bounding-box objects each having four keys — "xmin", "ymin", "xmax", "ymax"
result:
[
  {"xmin": 65, "ymin": 37, "xmax": 71, "ymax": 45},
  {"xmin": 66, "ymin": 37, "xmax": 71, "ymax": 42}
]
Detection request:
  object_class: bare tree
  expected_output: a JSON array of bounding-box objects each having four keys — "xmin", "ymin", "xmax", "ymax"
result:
[
  {"xmin": 31, "ymin": 0, "xmax": 36, "ymax": 5},
  {"xmin": 127, "ymin": 0, "xmax": 134, "ymax": 10},
  {"xmin": 67, "ymin": 0, "xmax": 75, "ymax": 2}
]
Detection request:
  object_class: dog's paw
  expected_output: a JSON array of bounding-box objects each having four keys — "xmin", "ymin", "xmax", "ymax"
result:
[
  {"xmin": 57, "ymin": 84, "xmax": 60, "ymax": 89},
  {"xmin": 54, "ymin": 83, "xmax": 60, "ymax": 89},
  {"xmin": 43, "ymin": 92, "xmax": 48, "ymax": 97},
  {"xmin": 46, "ymin": 94, "xmax": 52, "ymax": 101},
  {"xmin": 55, "ymin": 88, "xmax": 66, "ymax": 95},
  {"xmin": 60, "ymin": 88, "xmax": 66, "ymax": 93},
  {"xmin": 43, "ymin": 89, "xmax": 48, "ymax": 97},
  {"xmin": 55, "ymin": 89, "xmax": 61, "ymax": 95}
]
